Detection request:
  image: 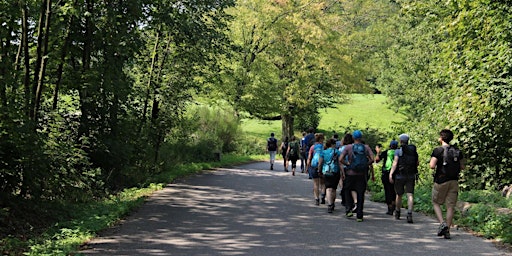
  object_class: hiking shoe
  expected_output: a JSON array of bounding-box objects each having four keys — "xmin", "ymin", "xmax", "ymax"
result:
[
  {"xmin": 270, "ymin": 164, "xmax": 273, "ymax": 170},
  {"xmin": 437, "ymin": 222, "xmax": 448, "ymax": 236},
  {"xmin": 315, "ymin": 199, "xmax": 320, "ymax": 206},
  {"xmin": 346, "ymin": 211, "xmax": 353, "ymax": 217},
  {"xmin": 356, "ymin": 218, "xmax": 363, "ymax": 222},
  {"xmin": 328, "ymin": 204, "xmax": 334, "ymax": 213},
  {"xmin": 407, "ymin": 213, "xmax": 413, "ymax": 223},
  {"xmin": 394, "ymin": 210, "xmax": 400, "ymax": 220},
  {"xmin": 444, "ymin": 230, "xmax": 451, "ymax": 239},
  {"xmin": 386, "ymin": 209, "xmax": 393, "ymax": 215},
  {"xmin": 321, "ymin": 198, "xmax": 326, "ymax": 205}
]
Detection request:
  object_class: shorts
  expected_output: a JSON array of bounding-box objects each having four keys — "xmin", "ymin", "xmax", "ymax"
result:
[
  {"xmin": 432, "ymin": 180, "xmax": 458, "ymax": 208},
  {"xmin": 269, "ymin": 151, "xmax": 277, "ymax": 161},
  {"xmin": 394, "ymin": 177, "xmax": 415, "ymax": 196},
  {"xmin": 324, "ymin": 172, "xmax": 341, "ymax": 189},
  {"xmin": 308, "ymin": 166, "xmax": 321, "ymax": 179}
]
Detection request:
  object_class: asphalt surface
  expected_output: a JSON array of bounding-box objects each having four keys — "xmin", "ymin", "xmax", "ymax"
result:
[{"xmin": 79, "ymin": 161, "xmax": 511, "ymax": 256}]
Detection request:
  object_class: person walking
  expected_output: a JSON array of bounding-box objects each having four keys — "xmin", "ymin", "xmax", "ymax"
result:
[
  {"xmin": 389, "ymin": 134, "xmax": 419, "ymax": 223},
  {"xmin": 300, "ymin": 132, "xmax": 307, "ymax": 173},
  {"xmin": 375, "ymin": 140, "xmax": 399, "ymax": 215},
  {"xmin": 307, "ymin": 133, "xmax": 326, "ymax": 205},
  {"xmin": 266, "ymin": 133, "xmax": 278, "ymax": 170},
  {"xmin": 339, "ymin": 130, "xmax": 374, "ymax": 222},
  {"xmin": 280, "ymin": 136, "xmax": 289, "ymax": 172},
  {"xmin": 338, "ymin": 133, "xmax": 354, "ymax": 207},
  {"xmin": 319, "ymin": 138, "xmax": 342, "ymax": 213},
  {"xmin": 286, "ymin": 135, "xmax": 300, "ymax": 176},
  {"xmin": 429, "ymin": 129, "xmax": 465, "ymax": 239}
]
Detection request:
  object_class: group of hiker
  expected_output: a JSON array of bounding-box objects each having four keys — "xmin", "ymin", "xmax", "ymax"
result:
[{"xmin": 266, "ymin": 128, "xmax": 464, "ymax": 239}]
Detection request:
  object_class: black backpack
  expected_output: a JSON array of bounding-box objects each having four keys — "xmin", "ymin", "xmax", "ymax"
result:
[
  {"xmin": 441, "ymin": 146, "xmax": 461, "ymax": 180},
  {"xmin": 397, "ymin": 144, "xmax": 418, "ymax": 176},
  {"xmin": 267, "ymin": 138, "xmax": 277, "ymax": 151}
]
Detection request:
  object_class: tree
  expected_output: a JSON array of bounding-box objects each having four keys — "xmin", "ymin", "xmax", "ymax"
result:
[{"xmin": 218, "ymin": 0, "xmax": 366, "ymax": 138}]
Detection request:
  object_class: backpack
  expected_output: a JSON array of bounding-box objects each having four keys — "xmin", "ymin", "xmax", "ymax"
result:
[
  {"xmin": 310, "ymin": 143, "xmax": 323, "ymax": 168},
  {"xmin": 397, "ymin": 145, "xmax": 418, "ymax": 176},
  {"xmin": 322, "ymin": 148, "xmax": 339, "ymax": 177},
  {"xmin": 383, "ymin": 149, "xmax": 395, "ymax": 172},
  {"xmin": 267, "ymin": 138, "xmax": 277, "ymax": 151},
  {"xmin": 348, "ymin": 143, "xmax": 369, "ymax": 173},
  {"xmin": 288, "ymin": 141, "xmax": 300, "ymax": 159},
  {"xmin": 281, "ymin": 141, "xmax": 289, "ymax": 152},
  {"xmin": 440, "ymin": 146, "xmax": 461, "ymax": 180}
]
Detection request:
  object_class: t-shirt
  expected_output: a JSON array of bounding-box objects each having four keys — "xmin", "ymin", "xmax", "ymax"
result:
[
  {"xmin": 341, "ymin": 143, "xmax": 374, "ymax": 176},
  {"xmin": 431, "ymin": 146, "xmax": 464, "ymax": 182}
]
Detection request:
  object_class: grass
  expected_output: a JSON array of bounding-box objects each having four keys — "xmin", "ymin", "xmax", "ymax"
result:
[{"xmin": 241, "ymin": 94, "xmax": 404, "ymax": 140}]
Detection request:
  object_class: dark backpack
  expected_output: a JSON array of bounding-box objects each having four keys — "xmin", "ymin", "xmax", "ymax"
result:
[
  {"xmin": 288, "ymin": 141, "xmax": 300, "ymax": 158},
  {"xmin": 397, "ymin": 145, "xmax": 418, "ymax": 176},
  {"xmin": 441, "ymin": 146, "xmax": 461, "ymax": 180},
  {"xmin": 348, "ymin": 143, "xmax": 369, "ymax": 173},
  {"xmin": 267, "ymin": 138, "xmax": 277, "ymax": 151}
]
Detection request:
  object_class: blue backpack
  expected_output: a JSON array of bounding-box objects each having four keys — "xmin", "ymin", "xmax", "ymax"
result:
[
  {"xmin": 310, "ymin": 143, "xmax": 323, "ymax": 168},
  {"xmin": 322, "ymin": 148, "xmax": 339, "ymax": 176},
  {"xmin": 348, "ymin": 143, "xmax": 369, "ymax": 173}
]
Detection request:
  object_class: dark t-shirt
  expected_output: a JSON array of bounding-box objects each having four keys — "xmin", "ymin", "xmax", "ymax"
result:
[{"xmin": 431, "ymin": 146, "xmax": 464, "ymax": 183}]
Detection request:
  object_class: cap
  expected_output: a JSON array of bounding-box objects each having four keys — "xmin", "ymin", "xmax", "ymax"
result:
[
  {"xmin": 390, "ymin": 140, "xmax": 398, "ymax": 147},
  {"xmin": 352, "ymin": 130, "xmax": 363, "ymax": 139},
  {"xmin": 399, "ymin": 134, "xmax": 409, "ymax": 142}
]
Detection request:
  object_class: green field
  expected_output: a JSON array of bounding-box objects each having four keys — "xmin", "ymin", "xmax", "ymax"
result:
[{"xmin": 241, "ymin": 94, "xmax": 405, "ymax": 139}]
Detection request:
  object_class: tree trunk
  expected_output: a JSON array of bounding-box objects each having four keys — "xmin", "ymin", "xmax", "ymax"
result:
[
  {"xmin": 20, "ymin": 0, "xmax": 31, "ymax": 117},
  {"xmin": 78, "ymin": 0, "xmax": 94, "ymax": 140},
  {"xmin": 33, "ymin": 0, "xmax": 52, "ymax": 121},
  {"xmin": 140, "ymin": 29, "xmax": 160, "ymax": 130},
  {"xmin": 281, "ymin": 112, "xmax": 294, "ymax": 140},
  {"xmin": 30, "ymin": 0, "xmax": 48, "ymax": 120},
  {"xmin": 52, "ymin": 0, "xmax": 76, "ymax": 110}
]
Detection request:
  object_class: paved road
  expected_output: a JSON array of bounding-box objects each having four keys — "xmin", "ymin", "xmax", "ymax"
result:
[{"xmin": 80, "ymin": 162, "xmax": 510, "ymax": 255}]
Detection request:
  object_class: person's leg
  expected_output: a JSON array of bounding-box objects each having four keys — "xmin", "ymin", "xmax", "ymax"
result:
[
  {"xmin": 320, "ymin": 177, "xmax": 326, "ymax": 204},
  {"xmin": 344, "ymin": 176, "xmax": 355, "ymax": 216},
  {"xmin": 355, "ymin": 176, "xmax": 366, "ymax": 220},
  {"xmin": 394, "ymin": 179, "xmax": 405, "ymax": 219},
  {"xmin": 300, "ymin": 152, "xmax": 306, "ymax": 172},
  {"xmin": 432, "ymin": 182, "xmax": 450, "ymax": 237},
  {"xmin": 313, "ymin": 177, "xmax": 320, "ymax": 205},
  {"xmin": 291, "ymin": 158, "xmax": 297, "ymax": 175}
]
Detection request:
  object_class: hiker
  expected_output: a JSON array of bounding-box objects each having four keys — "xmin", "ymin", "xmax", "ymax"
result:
[
  {"xmin": 319, "ymin": 138, "xmax": 342, "ymax": 213},
  {"xmin": 266, "ymin": 133, "xmax": 278, "ymax": 170},
  {"xmin": 307, "ymin": 133, "xmax": 326, "ymax": 205},
  {"xmin": 280, "ymin": 136, "xmax": 289, "ymax": 172},
  {"xmin": 286, "ymin": 135, "xmax": 300, "ymax": 176},
  {"xmin": 333, "ymin": 132, "xmax": 342, "ymax": 149},
  {"xmin": 339, "ymin": 130, "xmax": 374, "ymax": 222},
  {"xmin": 375, "ymin": 140, "xmax": 399, "ymax": 215},
  {"xmin": 303, "ymin": 127, "xmax": 316, "ymax": 177},
  {"xmin": 300, "ymin": 132, "xmax": 307, "ymax": 172},
  {"xmin": 429, "ymin": 129, "xmax": 465, "ymax": 239},
  {"xmin": 389, "ymin": 134, "xmax": 419, "ymax": 223},
  {"xmin": 338, "ymin": 133, "xmax": 354, "ymax": 207}
]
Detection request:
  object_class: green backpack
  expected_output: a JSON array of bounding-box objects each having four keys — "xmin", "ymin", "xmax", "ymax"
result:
[
  {"xmin": 288, "ymin": 141, "xmax": 300, "ymax": 158},
  {"xmin": 384, "ymin": 149, "xmax": 395, "ymax": 171}
]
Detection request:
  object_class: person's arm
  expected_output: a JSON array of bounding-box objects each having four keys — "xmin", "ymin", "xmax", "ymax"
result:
[{"xmin": 389, "ymin": 155, "xmax": 399, "ymax": 184}]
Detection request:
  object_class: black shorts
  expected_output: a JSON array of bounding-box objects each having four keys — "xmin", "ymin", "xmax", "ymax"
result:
[{"xmin": 324, "ymin": 172, "xmax": 341, "ymax": 189}]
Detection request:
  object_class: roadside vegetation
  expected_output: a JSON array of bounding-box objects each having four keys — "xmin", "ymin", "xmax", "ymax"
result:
[{"xmin": 2, "ymin": 0, "xmax": 512, "ymax": 255}]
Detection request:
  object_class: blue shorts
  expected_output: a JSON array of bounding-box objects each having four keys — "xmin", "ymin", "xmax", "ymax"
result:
[{"xmin": 308, "ymin": 166, "xmax": 320, "ymax": 179}]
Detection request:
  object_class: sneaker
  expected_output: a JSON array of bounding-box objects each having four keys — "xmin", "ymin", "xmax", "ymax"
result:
[
  {"xmin": 315, "ymin": 199, "xmax": 320, "ymax": 206},
  {"xmin": 437, "ymin": 222, "xmax": 448, "ymax": 236},
  {"xmin": 292, "ymin": 171, "xmax": 295, "ymax": 176},
  {"xmin": 444, "ymin": 230, "xmax": 451, "ymax": 239},
  {"xmin": 407, "ymin": 213, "xmax": 413, "ymax": 223},
  {"xmin": 346, "ymin": 211, "xmax": 353, "ymax": 217},
  {"xmin": 328, "ymin": 204, "xmax": 334, "ymax": 213},
  {"xmin": 356, "ymin": 218, "xmax": 363, "ymax": 222},
  {"xmin": 321, "ymin": 198, "xmax": 326, "ymax": 205},
  {"xmin": 394, "ymin": 210, "xmax": 400, "ymax": 220},
  {"xmin": 270, "ymin": 164, "xmax": 273, "ymax": 170},
  {"xmin": 386, "ymin": 209, "xmax": 393, "ymax": 215}
]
